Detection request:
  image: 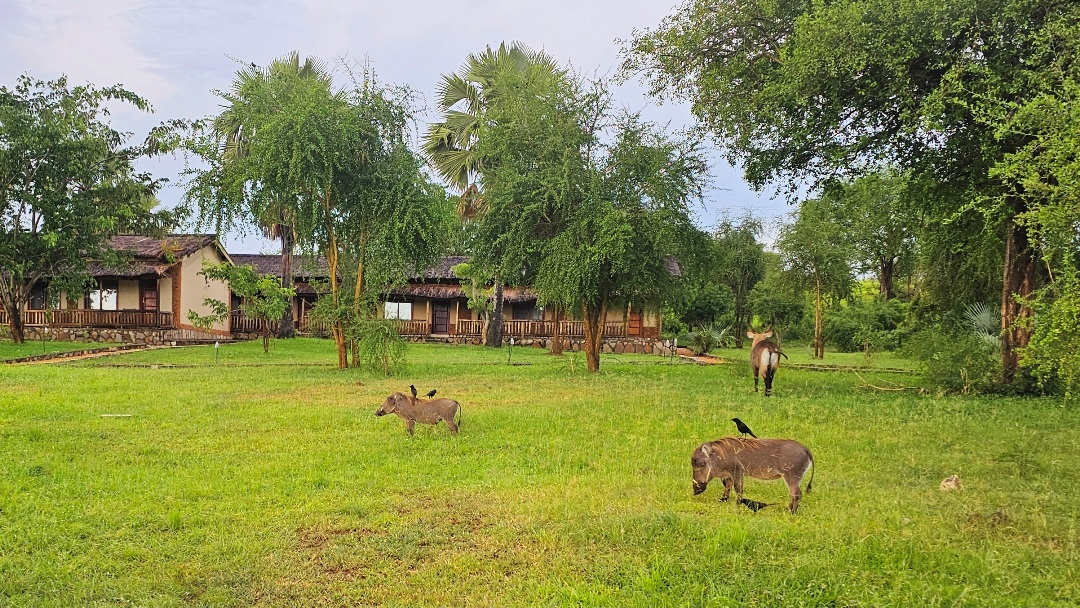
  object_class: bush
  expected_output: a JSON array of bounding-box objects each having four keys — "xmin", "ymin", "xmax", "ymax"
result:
[
  {"xmin": 901, "ymin": 328, "xmax": 999, "ymax": 394},
  {"xmin": 825, "ymin": 299, "xmax": 909, "ymax": 353},
  {"xmin": 355, "ymin": 318, "xmax": 407, "ymax": 376},
  {"xmin": 684, "ymin": 324, "xmax": 732, "ymax": 355}
]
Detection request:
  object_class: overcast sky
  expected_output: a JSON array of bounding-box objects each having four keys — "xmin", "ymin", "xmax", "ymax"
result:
[{"xmin": 0, "ymin": 0, "xmax": 790, "ymax": 253}]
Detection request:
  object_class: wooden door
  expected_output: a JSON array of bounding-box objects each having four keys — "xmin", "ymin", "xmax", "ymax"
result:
[
  {"xmin": 433, "ymin": 301, "xmax": 450, "ymax": 334},
  {"xmin": 139, "ymin": 280, "xmax": 159, "ymax": 311},
  {"xmin": 628, "ymin": 308, "xmax": 642, "ymax": 336}
]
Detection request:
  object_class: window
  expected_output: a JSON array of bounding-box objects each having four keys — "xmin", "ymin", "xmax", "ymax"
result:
[
  {"xmin": 513, "ymin": 303, "xmax": 542, "ymax": 320},
  {"xmin": 384, "ymin": 301, "xmax": 412, "ymax": 320},
  {"xmin": 29, "ymin": 283, "xmax": 49, "ymax": 310},
  {"xmin": 86, "ymin": 279, "xmax": 118, "ymax": 310}
]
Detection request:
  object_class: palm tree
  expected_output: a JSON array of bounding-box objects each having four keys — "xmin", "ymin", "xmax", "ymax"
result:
[
  {"xmin": 214, "ymin": 52, "xmax": 332, "ymax": 338},
  {"xmin": 423, "ymin": 42, "xmax": 561, "ymax": 347}
]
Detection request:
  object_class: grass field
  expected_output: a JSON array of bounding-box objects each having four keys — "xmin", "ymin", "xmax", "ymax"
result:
[
  {"xmin": 1, "ymin": 338, "xmax": 1077, "ymax": 606},
  {"xmin": 0, "ymin": 339, "xmax": 100, "ymax": 361}
]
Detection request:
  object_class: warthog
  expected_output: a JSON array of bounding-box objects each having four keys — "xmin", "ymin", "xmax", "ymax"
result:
[
  {"xmin": 747, "ymin": 327, "xmax": 788, "ymax": 396},
  {"xmin": 376, "ymin": 391, "xmax": 461, "ymax": 435},
  {"xmin": 691, "ymin": 437, "xmax": 814, "ymax": 514}
]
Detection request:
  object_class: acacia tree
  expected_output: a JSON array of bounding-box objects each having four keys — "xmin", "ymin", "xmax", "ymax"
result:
[
  {"xmin": 186, "ymin": 53, "xmax": 334, "ymax": 339},
  {"xmin": 712, "ymin": 213, "xmax": 765, "ymax": 347},
  {"xmin": 189, "ymin": 262, "xmax": 294, "ymax": 353},
  {"xmin": 185, "ymin": 56, "xmax": 444, "ymax": 369},
  {"xmin": 475, "ymin": 70, "xmax": 708, "ymax": 372},
  {"xmin": 423, "ymin": 42, "xmax": 562, "ymax": 348},
  {"xmin": 775, "ymin": 199, "xmax": 854, "ymax": 359},
  {"xmin": 623, "ymin": 0, "xmax": 1080, "ymax": 383},
  {"xmin": 0, "ymin": 76, "xmax": 177, "ymax": 342},
  {"xmin": 822, "ymin": 171, "xmax": 918, "ymax": 300}
]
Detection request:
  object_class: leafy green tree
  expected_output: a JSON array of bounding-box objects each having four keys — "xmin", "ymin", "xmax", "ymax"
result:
[
  {"xmin": 748, "ymin": 254, "xmax": 807, "ymax": 338},
  {"xmin": 0, "ymin": 75, "xmax": 178, "ymax": 342},
  {"xmin": 423, "ymin": 42, "xmax": 562, "ymax": 348},
  {"xmin": 776, "ymin": 199, "xmax": 854, "ymax": 359},
  {"xmin": 188, "ymin": 262, "xmax": 294, "ymax": 353},
  {"xmin": 822, "ymin": 171, "xmax": 918, "ymax": 299},
  {"xmin": 474, "ymin": 68, "xmax": 709, "ymax": 371},
  {"xmin": 622, "ymin": 0, "xmax": 1080, "ymax": 383},
  {"xmin": 452, "ymin": 262, "xmax": 494, "ymax": 343},
  {"xmin": 712, "ymin": 213, "xmax": 766, "ymax": 347},
  {"xmin": 185, "ymin": 56, "xmax": 444, "ymax": 369}
]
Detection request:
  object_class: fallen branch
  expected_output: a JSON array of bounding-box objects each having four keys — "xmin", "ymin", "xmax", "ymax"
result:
[{"xmin": 854, "ymin": 370, "xmax": 921, "ymax": 392}]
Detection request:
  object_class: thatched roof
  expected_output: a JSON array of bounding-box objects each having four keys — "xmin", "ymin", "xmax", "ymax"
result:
[
  {"xmin": 87, "ymin": 234, "xmax": 225, "ymax": 278},
  {"xmin": 229, "ymin": 254, "xmax": 329, "ymax": 279}
]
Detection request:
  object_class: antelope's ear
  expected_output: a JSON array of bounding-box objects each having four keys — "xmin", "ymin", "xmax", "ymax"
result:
[
  {"xmin": 746, "ymin": 331, "xmax": 754, "ymax": 339},
  {"xmin": 764, "ymin": 330, "xmax": 773, "ymax": 338}
]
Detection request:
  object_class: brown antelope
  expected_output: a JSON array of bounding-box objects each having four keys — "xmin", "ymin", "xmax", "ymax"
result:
[{"xmin": 747, "ymin": 326, "xmax": 787, "ymax": 396}]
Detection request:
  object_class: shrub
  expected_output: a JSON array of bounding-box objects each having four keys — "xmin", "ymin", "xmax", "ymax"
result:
[
  {"xmin": 825, "ymin": 299, "xmax": 909, "ymax": 353},
  {"xmin": 684, "ymin": 324, "xmax": 731, "ymax": 355},
  {"xmin": 902, "ymin": 328, "xmax": 999, "ymax": 394}
]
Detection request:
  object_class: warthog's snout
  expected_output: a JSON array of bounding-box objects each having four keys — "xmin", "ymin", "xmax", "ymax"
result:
[
  {"xmin": 375, "ymin": 409, "xmax": 386, "ymax": 416},
  {"xmin": 693, "ymin": 480, "xmax": 708, "ymax": 495}
]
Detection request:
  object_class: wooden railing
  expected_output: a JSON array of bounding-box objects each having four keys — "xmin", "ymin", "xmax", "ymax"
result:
[
  {"xmin": 455, "ymin": 319, "xmax": 629, "ymax": 338},
  {"xmin": 0, "ymin": 309, "xmax": 174, "ymax": 328},
  {"xmin": 391, "ymin": 320, "xmax": 430, "ymax": 336},
  {"xmin": 229, "ymin": 312, "xmax": 332, "ymax": 336}
]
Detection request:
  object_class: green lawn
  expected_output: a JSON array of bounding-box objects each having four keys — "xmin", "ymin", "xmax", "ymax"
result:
[
  {"xmin": 1, "ymin": 339, "xmax": 1076, "ymax": 606},
  {"xmin": 0, "ymin": 338, "xmax": 104, "ymax": 361}
]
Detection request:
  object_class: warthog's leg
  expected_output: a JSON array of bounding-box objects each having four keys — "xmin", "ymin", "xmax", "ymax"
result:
[
  {"xmin": 732, "ymin": 465, "xmax": 745, "ymax": 500},
  {"xmin": 405, "ymin": 418, "xmax": 416, "ymax": 435},
  {"xmin": 445, "ymin": 417, "xmax": 459, "ymax": 435},
  {"xmin": 719, "ymin": 477, "xmax": 733, "ymax": 501},
  {"xmin": 784, "ymin": 474, "xmax": 803, "ymax": 514}
]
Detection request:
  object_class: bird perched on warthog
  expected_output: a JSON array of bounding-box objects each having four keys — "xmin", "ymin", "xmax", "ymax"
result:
[
  {"xmin": 376, "ymin": 391, "xmax": 461, "ymax": 435},
  {"xmin": 747, "ymin": 326, "xmax": 788, "ymax": 396},
  {"xmin": 691, "ymin": 436, "xmax": 814, "ymax": 514}
]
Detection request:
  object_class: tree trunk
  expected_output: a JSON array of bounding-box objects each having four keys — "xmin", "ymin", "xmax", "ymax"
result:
[
  {"xmin": 277, "ymin": 229, "xmax": 295, "ymax": 339},
  {"xmin": 879, "ymin": 256, "xmax": 895, "ymax": 300},
  {"xmin": 582, "ymin": 300, "xmax": 607, "ymax": 372},
  {"xmin": 813, "ymin": 279, "xmax": 824, "ymax": 360},
  {"xmin": 263, "ymin": 321, "xmax": 270, "ymax": 353},
  {"xmin": 1001, "ymin": 217, "xmax": 1038, "ymax": 384},
  {"xmin": 550, "ymin": 306, "xmax": 564, "ymax": 355},
  {"xmin": 487, "ymin": 278, "xmax": 504, "ymax": 347},
  {"xmin": 734, "ymin": 316, "xmax": 746, "ymax": 349},
  {"xmin": 325, "ymin": 234, "xmax": 348, "ymax": 370},
  {"xmin": 351, "ymin": 243, "xmax": 368, "ymax": 369},
  {"xmin": 4, "ymin": 302, "xmax": 25, "ymax": 343}
]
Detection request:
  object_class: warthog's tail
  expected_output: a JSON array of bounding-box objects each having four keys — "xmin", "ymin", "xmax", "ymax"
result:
[
  {"xmin": 805, "ymin": 451, "xmax": 815, "ymax": 494},
  {"xmin": 456, "ymin": 403, "xmax": 462, "ymax": 429}
]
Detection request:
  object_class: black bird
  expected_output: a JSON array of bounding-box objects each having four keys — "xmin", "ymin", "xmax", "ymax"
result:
[
  {"xmin": 731, "ymin": 418, "xmax": 758, "ymax": 438},
  {"xmin": 409, "ymin": 385, "xmax": 417, "ymax": 398},
  {"xmin": 738, "ymin": 497, "xmax": 774, "ymax": 512},
  {"xmin": 425, "ymin": 389, "xmax": 437, "ymax": 398}
]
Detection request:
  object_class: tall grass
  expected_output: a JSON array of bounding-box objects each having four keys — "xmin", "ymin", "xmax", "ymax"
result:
[{"xmin": 0, "ymin": 339, "xmax": 1076, "ymax": 606}]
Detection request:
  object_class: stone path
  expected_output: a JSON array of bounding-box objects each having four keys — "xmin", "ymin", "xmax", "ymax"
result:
[{"xmin": 3, "ymin": 344, "xmax": 158, "ymax": 365}]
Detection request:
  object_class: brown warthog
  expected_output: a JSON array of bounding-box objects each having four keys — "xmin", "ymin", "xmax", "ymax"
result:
[
  {"xmin": 747, "ymin": 327, "xmax": 788, "ymax": 396},
  {"xmin": 376, "ymin": 391, "xmax": 461, "ymax": 435},
  {"xmin": 691, "ymin": 437, "xmax": 814, "ymax": 514}
]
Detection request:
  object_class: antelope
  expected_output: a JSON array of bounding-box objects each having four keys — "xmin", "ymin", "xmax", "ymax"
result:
[{"xmin": 748, "ymin": 326, "xmax": 787, "ymax": 396}]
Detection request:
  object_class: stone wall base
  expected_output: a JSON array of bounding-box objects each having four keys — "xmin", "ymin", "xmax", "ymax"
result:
[
  {"xmin": 23, "ymin": 326, "xmax": 225, "ymax": 346},
  {"xmin": 406, "ymin": 335, "xmax": 676, "ymax": 356}
]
